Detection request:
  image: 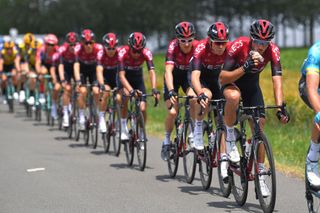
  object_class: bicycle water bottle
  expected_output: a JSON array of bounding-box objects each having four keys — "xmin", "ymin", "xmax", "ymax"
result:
[
  {"xmin": 245, "ymin": 138, "xmax": 252, "ymax": 158},
  {"xmin": 209, "ymin": 131, "xmax": 216, "ymax": 148}
]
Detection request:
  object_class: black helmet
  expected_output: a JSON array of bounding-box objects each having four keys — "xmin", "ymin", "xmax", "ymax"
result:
[
  {"xmin": 207, "ymin": 22, "xmax": 229, "ymax": 41},
  {"xmin": 250, "ymin": 19, "xmax": 275, "ymax": 41},
  {"xmin": 175, "ymin": 22, "xmax": 195, "ymax": 39}
]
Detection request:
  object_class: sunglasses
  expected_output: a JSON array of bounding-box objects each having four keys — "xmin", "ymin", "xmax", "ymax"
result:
[
  {"xmin": 179, "ymin": 38, "xmax": 194, "ymax": 44},
  {"xmin": 211, "ymin": 40, "xmax": 228, "ymax": 46},
  {"xmin": 106, "ymin": 47, "xmax": 115, "ymax": 51},
  {"xmin": 84, "ymin": 41, "xmax": 94, "ymax": 45},
  {"xmin": 252, "ymin": 38, "xmax": 270, "ymax": 46},
  {"xmin": 132, "ymin": 48, "xmax": 142, "ymax": 54}
]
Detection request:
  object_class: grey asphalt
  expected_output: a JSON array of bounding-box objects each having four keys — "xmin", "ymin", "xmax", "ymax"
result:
[{"xmin": 0, "ymin": 104, "xmax": 308, "ymax": 213}]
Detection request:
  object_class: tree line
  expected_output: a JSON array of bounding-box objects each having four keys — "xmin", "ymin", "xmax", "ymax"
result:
[{"xmin": 0, "ymin": 0, "xmax": 318, "ymax": 47}]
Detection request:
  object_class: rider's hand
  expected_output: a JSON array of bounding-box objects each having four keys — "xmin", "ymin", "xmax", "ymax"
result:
[
  {"xmin": 129, "ymin": 89, "xmax": 136, "ymax": 97},
  {"xmin": 152, "ymin": 88, "xmax": 160, "ymax": 102},
  {"xmin": 276, "ymin": 105, "xmax": 290, "ymax": 124},
  {"xmin": 242, "ymin": 56, "xmax": 255, "ymax": 74},
  {"xmin": 197, "ymin": 92, "xmax": 208, "ymax": 109},
  {"xmin": 168, "ymin": 89, "xmax": 177, "ymax": 105},
  {"xmin": 76, "ymin": 80, "xmax": 81, "ymax": 91},
  {"xmin": 61, "ymin": 79, "xmax": 67, "ymax": 88},
  {"xmin": 99, "ymin": 84, "xmax": 105, "ymax": 92}
]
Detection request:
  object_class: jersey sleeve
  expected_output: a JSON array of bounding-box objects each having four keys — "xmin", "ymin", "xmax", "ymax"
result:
[
  {"xmin": 143, "ymin": 48, "xmax": 155, "ymax": 70},
  {"xmin": 191, "ymin": 41, "xmax": 206, "ymax": 71},
  {"xmin": 269, "ymin": 43, "xmax": 282, "ymax": 76},
  {"xmin": 222, "ymin": 40, "xmax": 242, "ymax": 71},
  {"xmin": 165, "ymin": 40, "xmax": 176, "ymax": 65},
  {"xmin": 117, "ymin": 47, "xmax": 127, "ymax": 71},
  {"xmin": 304, "ymin": 44, "xmax": 320, "ymax": 75}
]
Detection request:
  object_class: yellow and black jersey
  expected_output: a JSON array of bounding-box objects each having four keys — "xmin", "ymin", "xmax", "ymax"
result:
[{"xmin": 0, "ymin": 48, "xmax": 19, "ymax": 65}]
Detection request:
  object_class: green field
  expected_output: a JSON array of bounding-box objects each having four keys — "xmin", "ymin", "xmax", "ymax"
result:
[{"xmin": 143, "ymin": 47, "xmax": 311, "ymax": 178}]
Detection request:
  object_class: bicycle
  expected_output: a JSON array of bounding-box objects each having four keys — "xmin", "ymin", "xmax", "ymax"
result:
[
  {"xmin": 306, "ymin": 146, "xmax": 320, "ymax": 213},
  {"xmin": 1, "ymin": 72, "xmax": 16, "ymax": 113},
  {"xmin": 100, "ymin": 88, "xmax": 121, "ymax": 156},
  {"xmin": 123, "ymin": 91, "xmax": 158, "ymax": 171},
  {"xmin": 68, "ymin": 83, "xmax": 78, "ymax": 139},
  {"xmin": 228, "ymin": 103, "xmax": 284, "ymax": 213},
  {"xmin": 42, "ymin": 74, "xmax": 54, "ymax": 126},
  {"xmin": 166, "ymin": 95, "xmax": 195, "ymax": 181},
  {"xmin": 197, "ymin": 99, "xmax": 231, "ymax": 195}
]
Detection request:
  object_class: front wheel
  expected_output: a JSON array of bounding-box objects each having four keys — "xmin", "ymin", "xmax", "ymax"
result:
[
  {"xmin": 167, "ymin": 136, "xmax": 180, "ymax": 178},
  {"xmin": 112, "ymin": 105, "xmax": 121, "ymax": 156},
  {"xmin": 254, "ymin": 134, "xmax": 276, "ymax": 213},
  {"xmin": 198, "ymin": 127, "xmax": 212, "ymax": 190},
  {"xmin": 125, "ymin": 116, "xmax": 134, "ymax": 166},
  {"xmin": 136, "ymin": 112, "xmax": 147, "ymax": 171},
  {"xmin": 217, "ymin": 130, "xmax": 231, "ymax": 197}
]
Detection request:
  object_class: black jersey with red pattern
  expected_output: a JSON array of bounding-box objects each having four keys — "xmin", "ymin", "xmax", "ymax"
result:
[
  {"xmin": 118, "ymin": 45, "xmax": 154, "ymax": 71},
  {"xmin": 223, "ymin": 36, "xmax": 282, "ymax": 82},
  {"xmin": 191, "ymin": 38, "xmax": 230, "ymax": 78},
  {"xmin": 36, "ymin": 45, "xmax": 60, "ymax": 66},
  {"xmin": 59, "ymin": 42, "xmax": 78, "ymax": 63},
  {"xmin": 74, "ymin": 43, "xmax": 103, "ymax": 65},
  {"xmin": 165, "ymin": 39, "xmax": 198, "ymax": 70},
  {"xmin": 97, "ymin": 48, "xmax": 119, "ymax": 69}
]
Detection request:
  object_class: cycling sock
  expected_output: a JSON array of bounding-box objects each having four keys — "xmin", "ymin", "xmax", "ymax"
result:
[
  {"xmin": 194, "ymin": 120, "xmax": 203, "ymax": 134},
  {"xmin": 79, "ymin": 109, "xmax": 85, "ymax": 122},
  {"xmin": 308, "ymin": 140, "xmax": 320, "ymax": 162},
  {"xmin": 163, "ymin": 131, "xmax": 171, "ymax": 145},
  {"xmin": 63, "ymin": 105, "xmax": 68, "ymax": 115},
  {"xmin": 121, "ymin": 118, "xmax": 127, "ymax": 131},
  {"xmin": 99, "ymin": 111, "xmax": 105, "ymax": 119},
  {"xmin": 226, "ymin": 125, "xmax": 235, "ymax": 142}
]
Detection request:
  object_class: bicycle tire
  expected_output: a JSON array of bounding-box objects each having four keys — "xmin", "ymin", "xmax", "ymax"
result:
[
  {"xmin": 103, "ymin": 110, "xmax": 112, "ymax": 153},
  {"xmin": 254, "ymin": 133, "xmax": 276, "ymax": 213},
  {"xmin": 305, "ymin": 146, "xmax": 317, "ymax": 213},
  {"xmin": 112, "ymin": 105, "xmax": 121, "ymax": 156},
  {"xmin": 199, "ymin": 127, "xmax": 213, "ymax": 190},
  {"xmin": 183, "ymin": 121, "xmax": 197, "ymax": 184},
  {"xmin": 230, "ymin": 128, "xmax": 248, "ymax": 206},
  {"xmin": 217, "ymin": 129, "xmax": 232, "ymax": 197},
  {"xmin": 125, "ymin": 116, "xmax": 134, "ymax": 166},
  {"xmin": 167, "ymin": 136, "xmax": 180, "ymax": 178},
  {"xmin": 84, "ymin": 119, "xmax": 89, "ymax": 146},
  {"xmin": 92, "ymin": 114, "xmax": 99, "ymax": 149},
  {"xmin": 136, "ymin": 111, "xmax": 147, "ymax": 171}
]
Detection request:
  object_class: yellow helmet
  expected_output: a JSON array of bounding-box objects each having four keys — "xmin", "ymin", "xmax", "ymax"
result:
[
  {"xmin": 23, "ymin": 33, "xmax": 35, "ymax": 45},
  {"xmin": 4, "ymin": 41, "xmax": 15, "ymax": 49},
  {"xmin": 30, "ymin": 40, "xmax": 42, "ymax": 49}
]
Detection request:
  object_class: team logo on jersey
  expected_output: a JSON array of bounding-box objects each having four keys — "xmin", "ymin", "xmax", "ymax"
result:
[
  {"xmin": 272, "ymin": 45, "xmax": 280, "ymax": 61},
  {"xmin": 229, "ymin": 40, "xmax": 243, "ymax": 56},
  {"xmin": 194, "ymin": 43, "xmax": 205, "ymax": 56}
]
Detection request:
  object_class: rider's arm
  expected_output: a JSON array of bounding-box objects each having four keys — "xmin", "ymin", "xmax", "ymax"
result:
[
  {"xmin": 219, "ymin": 60, "xmax": 245, "ymax": 86},
  {"xmin": 73, "ymin": 62, "xmax": 80, "ymax": 82},
  {"xmin": 96, "ymin": 65, "xmax": 104, "ymax": 86},
  {"xmin": 271, "ymin": 75, "xmax": 284, "ymax": 106},
  {"xmin": 164, "ymin": 64, "xmax": 174, "ymax": 91},
  {"xmin": 149, "ymin": 68, "xmax": 157, "ymax": 90},
  {"xmin": 119, "ymin": 69, "xmax": 133, "ymax": 92},
  {"xmin": 0, "ymin": 58, "xmax": 4, "ymax": 72},
  {"xmin": 191, "ymin": 70, "xmax": 203, "ymax": 95},
  {"xmin": 58, "ymin": 63, "xmax": 65, "ymax": 82},
  {"xmin": 14, "ymin": 55, "xmax": 21, "ymax": 72},
  {"xmin": 307, "ymin": 73, "xmax": 320, "ymax": 112},
  {"xmin": 49, "ymin": 66, "xmax": 57, "ymax": 83}
]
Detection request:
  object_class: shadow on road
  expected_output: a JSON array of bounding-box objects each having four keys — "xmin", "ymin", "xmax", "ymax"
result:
[
  {"xmin": 33, "ymin": 123, "xmax": 48, "ymax": 126},
  {"xmin": 110, "ymin": 163, "xmax": 154, "ymax": 171},
  {"xmin": 178, "ymin": 185, "xmax": 223, "ymax": 197},
  {"xmin": 69, "ymin": 143, "xmax": 86, "ymax": 148},
  {"xmin": 155, "ymin": 174, "xmax": 187, "ymax": 183},
  {"xmin": 207, "ymin": 200, "xmax": 266, "ymax": 212},
  {"xmin": 54, "ymin": 136, "xmax": 70, "ymax": 141}
]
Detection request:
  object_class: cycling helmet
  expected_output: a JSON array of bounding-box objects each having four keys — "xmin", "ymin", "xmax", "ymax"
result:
[
  {"xmin": 44, "ymin": 34, "xmax": 58, "ymax": 45},
  {"xmin": 81, "ymin": 29, "xmax": 95, "ymax": 43},
  {"xmin": 65, "ymin": 32, "xmax": 78, "ymax": 44},
  {"xmin": 30, "ymin": 40, "xmax": 42, "ymax": 49},
  {"xmin": 250, "ymin": 19, "xmax": 275, "ymax": 41},
  {"xmin": 128, "ymin": 32, "xmax": 146, "ymax": 50},
  {"xmin": 102, "ymin": 33, "xmax": 118, "ymax": 48},
  {"xmin": 24, "ymin": 33, "xmax": 35, "ymax": 45},
  {"xmin": 207, "ymin": 22, "xmax": 229, "ymax": 41},
  {"xmin": 175, "ymin": 22, "xmax": 195, "ymax": 39},
  {"xmin": 4, "ymin": 41, "xmax": 15, "ymax": 49}
]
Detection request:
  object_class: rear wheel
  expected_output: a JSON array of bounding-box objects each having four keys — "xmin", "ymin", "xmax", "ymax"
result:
[
  {"xmin": 230, "ymin": 128, "xmax": 248, "ymax": 206},
  {"xmin": 254, "ymin": 134, "xmax": 276, "ymax": 213},
  {"xmin": 183, "ymin": 121, "xmax": 196, "ymax": 184},
  {"xmin": 112, "ymin": 105, "xmax": 121, "ymax": 156},
  {"xmin": 136, "ymin": 112, "xmax": 146, "ymax": 171},
  {"xmin": 125, "ymin": 116, "xmax": 134, "ymax": 166},
  {"xmin": 217, "ymin": 130, "xmax": 231, "ymax": 197},
  {"xmin": 167, "ymin": 136, "xmax": 180, "ymax": 178},
  {"xmin": 199, "ymin": 127, "xmax": 212, "ymax": 190},
  {"xmin": 91, "ymin": 115, "xmax": 98, "ymax": 149}
]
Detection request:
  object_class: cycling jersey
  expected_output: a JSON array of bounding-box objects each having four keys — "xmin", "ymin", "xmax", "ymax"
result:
[
  {"xmin": 19, "ymin": 43, "xmax": 30, "ymax": 62},
  {"xmin": 163, "ymin": 39, "xmax": 198, "ymax": 100},
  {"xmin": 59, "ymin": 42, "xmax": 78, "ymax": 64},
  {"xmin": 74, "ymin": 43, "xmax": 103, "ymax": 65},
  {"xmin": 97, "ymin": 48, "xmax": 119, "ymax": 88},
  {"xmin": 36, "ymin": 46, "xmax": 60, "ymax": 67},
  {"xmin": 301, "ymin": 41, "xmax": 320, "ymax": 76},
  {"xmin": 165, "ymin": 39, "xmax": 198, "ymax": 70},
  {"xmin": 26, "ymin": 48, "xmax": 37, "ymax": 67},
  {"xmin": 223, "ymin": 36, "xmax": 282, "ymax": 83},
  {"xmin": 0, "ymin": 48, "xmax": 19, "ymax": 65}
]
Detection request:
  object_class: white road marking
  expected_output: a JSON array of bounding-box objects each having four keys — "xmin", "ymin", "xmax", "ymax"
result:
[{"xmin": 26, "ymin": 168, "xmax": 46, "ymax": 172}]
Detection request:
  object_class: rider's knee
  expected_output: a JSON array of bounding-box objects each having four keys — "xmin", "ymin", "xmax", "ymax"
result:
[{"xmin": 225, "ymin": 89, "xmax": 240, "ymax": 102}]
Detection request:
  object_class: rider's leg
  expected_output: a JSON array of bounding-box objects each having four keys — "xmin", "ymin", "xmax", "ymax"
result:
[{"xmin": 98, "ymin": 84, "xmax": 111, "ymax": 133}]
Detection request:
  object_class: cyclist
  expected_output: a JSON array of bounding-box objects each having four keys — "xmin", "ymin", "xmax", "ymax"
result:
[
  {"xmin": 19, "ymin": 33, "xmax": 35, "ymax": 103},
  {"xmin": 96, "ymin": 33, "xmax": 120, "ymax": 133},
  {"xmin": 299, "ymin": 41, "xmax": 320, "ymax": 188},
  {"xmin": 0, "ymin": 40, "xmax": 21, "ymax": 102},
  {"xmin": 74, "ymin": 29, "xmax": 102, "ymax": 130},
  {"xmin": 118, "ymin": 32, "xmax": 160, "ymax": 140},
  {"xmin": 35, "ymin": 34, "xmax": 60, "ymax": 120},
  {"xmin": 161, "ymin": 21, "xmax": 198, "ymax": 161},
  {"xmin": 25, "ymin": 39, "xmax": 42, "ymax": 106},
  {"xmin": 58, "ymin": 32, "xmax": 79, "ymax": 128},
  {"xmin": 219, "ymin": 19, "xmax": 290, "ymax": 196}
]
